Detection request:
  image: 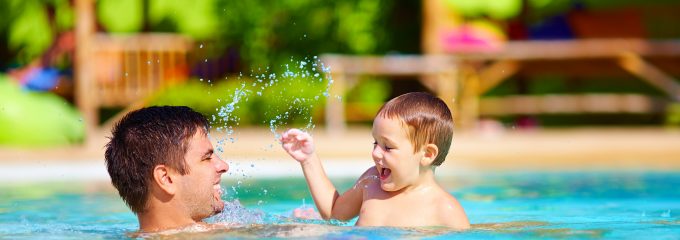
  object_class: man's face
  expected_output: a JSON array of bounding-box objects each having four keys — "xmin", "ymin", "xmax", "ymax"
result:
[{"xmin": 177, "ymin": 129, "xmax": 229, "ymax": 221}]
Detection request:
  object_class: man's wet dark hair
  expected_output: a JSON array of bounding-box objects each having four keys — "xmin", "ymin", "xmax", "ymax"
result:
[{"xmin": 105, "ymin": 106, "xmax": 210, "ymax": 214}]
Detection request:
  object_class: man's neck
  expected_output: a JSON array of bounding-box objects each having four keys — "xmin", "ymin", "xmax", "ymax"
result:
[{"xmin": 137, "ymin": 204, "xmax": 197, "ymax": 233}]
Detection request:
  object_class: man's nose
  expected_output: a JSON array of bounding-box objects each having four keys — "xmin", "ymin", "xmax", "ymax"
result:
[{"xmin": 214, "ymin": 157, "xmax": 229, "ymax": 173}]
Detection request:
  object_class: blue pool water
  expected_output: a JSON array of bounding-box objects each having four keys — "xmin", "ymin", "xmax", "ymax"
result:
[{"xmin": 1, "ymin": 172, "xmax": 678, "ymax": 239}]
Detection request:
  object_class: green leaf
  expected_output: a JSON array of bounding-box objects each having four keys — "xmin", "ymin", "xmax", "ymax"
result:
[
  {"xmin": 8, "ymin": 1, "xmax": 53, "ymax": 62},
  {"xmin": 97, "ymin": 0, "xmax": 143, "ymax": 33}
]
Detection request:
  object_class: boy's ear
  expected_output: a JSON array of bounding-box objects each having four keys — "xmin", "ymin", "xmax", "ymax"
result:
[
  {"xmin": 152, "ymin": 165, "xmax": 177, "ymax": 195},
  {"xmin": 420, "ymin": 143, "xmax": 439, "ymax": 166}
]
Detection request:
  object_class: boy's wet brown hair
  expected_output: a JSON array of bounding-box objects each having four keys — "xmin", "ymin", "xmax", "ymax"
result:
[
  {"xmin": 105, "ymin": 106, "xmax": 209, "ymax": 214},
  {"xmin": 376, "ymin": 92, "xmax": 453, "ymax": 166}
]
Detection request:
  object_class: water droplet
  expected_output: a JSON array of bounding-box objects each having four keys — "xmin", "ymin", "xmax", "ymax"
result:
[{"xmin": 661, "ymin": 210, "xmax": 671, "ymax": 217}]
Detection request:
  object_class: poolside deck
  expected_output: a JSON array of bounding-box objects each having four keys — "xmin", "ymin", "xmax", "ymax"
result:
[{"xmin": 1, "ymin": 127, "xmax": 679, "ymax": 181}]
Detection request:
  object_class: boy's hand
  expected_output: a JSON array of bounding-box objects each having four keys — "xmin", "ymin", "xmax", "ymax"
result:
[{"xmin": 280, "ymin": 128, "xmax": 315, "ymax": 163}]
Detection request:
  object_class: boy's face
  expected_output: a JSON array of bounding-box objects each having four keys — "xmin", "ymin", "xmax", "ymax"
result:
[
  {"xmin": 371, "ymin": 116, "xmax": 425, "ymax": 192},
  {"xmin": 176, "ymin": 129, "xmax": 229, "ymax": 221}
]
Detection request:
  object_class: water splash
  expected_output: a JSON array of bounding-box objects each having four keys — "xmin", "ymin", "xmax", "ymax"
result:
[
  {"xmin": 353, "ymin": 175, "xmax": 379, "ymax": 190},
  {"xmin": 207, "ymin": 56, "xmax": 338, "ymax": 202},
  {"xmin": 207, "ymin": 199, "xmax": 265, "ymax": 225},
  {"xmin": 211, "ymin": 55, "xmax": 334, "ymax": 147}
]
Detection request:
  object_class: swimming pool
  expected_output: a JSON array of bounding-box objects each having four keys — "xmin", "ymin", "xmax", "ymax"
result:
[{"xmin": 1, "ymin": 172, "xmax": 678, "ymax": 239}]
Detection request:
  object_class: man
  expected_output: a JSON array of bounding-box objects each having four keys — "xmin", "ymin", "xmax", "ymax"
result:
[{"xmin": 105, "ymin": 106, "xmax": 229, "ymax": 232}]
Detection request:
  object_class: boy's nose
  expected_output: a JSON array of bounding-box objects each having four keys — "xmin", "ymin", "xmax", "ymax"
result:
[{"xmin": 371, "ymin": 146, "xmax": 383, "ymax": 163}]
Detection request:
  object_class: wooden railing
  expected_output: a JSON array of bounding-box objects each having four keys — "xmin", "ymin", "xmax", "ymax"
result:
[
  {"xmin": 92, "ymin": 34, "xmax": 192, "ymax": 108},
  {"xmin": 75, "ymin": 0, "xmax": 194, "ymax": 142},
  {"xmin": 321, "ymin": 39, "xmax": 680, "ymax": 133}
]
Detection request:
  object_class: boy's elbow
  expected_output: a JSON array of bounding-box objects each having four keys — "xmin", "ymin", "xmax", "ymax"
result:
[
  {"xmin": 329, "ymin": 215, "xmax": 351, "ymax": 222},
  {"xmin": 320, "ymin": 213, "xmax": 332, "ymax": 220}
]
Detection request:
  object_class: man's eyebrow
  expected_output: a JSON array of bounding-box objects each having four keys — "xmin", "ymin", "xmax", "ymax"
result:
[{"xmin": 202, "ymin": 149, "xmax": 214, "ymax": 158}]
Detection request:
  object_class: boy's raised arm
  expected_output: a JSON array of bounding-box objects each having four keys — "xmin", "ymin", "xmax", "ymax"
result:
[{"xmin": 280, "ymin": 129, "xmax": 362, "ymax": 220}]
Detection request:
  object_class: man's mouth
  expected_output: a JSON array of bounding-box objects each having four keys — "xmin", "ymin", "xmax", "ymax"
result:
[
  {"xmin": 379, "ymin": 166, "xmax": 391, "ymax": 181},
  {"xmin": 213, "ymin": 183, "xmax": 224, "ymax": 213}
]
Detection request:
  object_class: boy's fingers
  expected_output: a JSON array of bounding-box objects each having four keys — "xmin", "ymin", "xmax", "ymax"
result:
[
  {"xmin": 288, "ymin": 128, "xmax": 305, "ymax": 136},
  {"xmin": 296, "ymin": 135, "xmax": 306, "ymax": 141}
]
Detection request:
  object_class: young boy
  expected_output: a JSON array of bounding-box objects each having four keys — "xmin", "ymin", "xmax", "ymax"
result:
[{"xmin": 281, "ymin": 92, "xmax": 469, "ymax": 229}]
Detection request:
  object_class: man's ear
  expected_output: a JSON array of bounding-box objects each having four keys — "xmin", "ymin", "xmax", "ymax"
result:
[
  {"xmin": 420, "ymin": 143, "xmax": 439, "ymax": 166},
  {"xmin": 152, "ymin": 165, "xmax": 177, "ymax": 195}
]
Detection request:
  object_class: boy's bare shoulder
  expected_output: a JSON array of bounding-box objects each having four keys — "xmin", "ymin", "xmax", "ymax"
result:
[
  {"xmin": 434, "ymin": 187, "xmax": 470, "ymax": 229},
  {"xmin": 355, "ymin": 166, "xmax": 381, "ymax": 190},
  {"xmin": 359, "ymin": 166, "xmax": 379, "ymax": 178}
]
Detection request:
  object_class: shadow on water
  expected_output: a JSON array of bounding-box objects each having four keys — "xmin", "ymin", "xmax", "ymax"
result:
[
  {"xmin": 131, "ymin": 220, "xmax": 612, "ymax": 239},
  {"xmin": 473, "ymin": 221, "xmax": 608, "ymax": 238}
]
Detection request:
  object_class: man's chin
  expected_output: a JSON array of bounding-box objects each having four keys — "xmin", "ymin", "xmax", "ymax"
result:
[
  {"xmin": 212, "ymin": 184, "xmax": 225, "ymax": 213},
  {"xmin": 213, "ymin": 200, "xmax": 225, "ymax": 214}
]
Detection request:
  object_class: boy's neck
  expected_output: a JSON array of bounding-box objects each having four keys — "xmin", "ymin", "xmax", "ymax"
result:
[{"xmin": 402, "ymin": 167, "xmax": 438, "ymax": 193}]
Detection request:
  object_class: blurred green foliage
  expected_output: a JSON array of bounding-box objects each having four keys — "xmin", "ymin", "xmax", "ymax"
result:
[
  {"xmin": 666, "ymin": 103, "xmax": 680, "ymax": 126},
  {"xmin": 0, "ymin": 74, "xmax": 83, "ymax": 146},
  {"xmin": 149, "ymin": 77, "xmax": 327, "ymax": 127},
  {"xmin": 149, "ymin": 76, "xmax": 390, "ymax": 128},
  {"xmin": 0, "ymin": 0, "xmax": 73, "ymax": 65},
  {"xmin": 446, "ymin": 0, "xmax": 680, "ymax": 20},
  {"xmin": 446, "ymin": 0, "xmax": 522, "ymax": 19},
  {"xmin": 96, "ymin": 0, "xmax": 393, "ymax": 67},
  {"xmin": 3, "ymin": 0, "xmax": 401, "ymax": 69},
  {"xmin": 97, "ymin": 0, "xmax": 143, "ymax": 33}
]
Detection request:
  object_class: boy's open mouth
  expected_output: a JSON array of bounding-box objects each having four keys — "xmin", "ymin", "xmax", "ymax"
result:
[{"xmin": 379, "ymin": 167, "xmax": 391, "ymax": 180}]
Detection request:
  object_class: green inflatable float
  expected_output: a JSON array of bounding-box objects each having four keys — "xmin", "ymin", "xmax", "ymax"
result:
[{"xmin": 0, "ymin": 75, "xmax": 84, "ymax": 146}]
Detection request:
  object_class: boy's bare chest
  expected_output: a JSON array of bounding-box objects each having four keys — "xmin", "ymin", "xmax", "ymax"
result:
[{"xmin": 356, "ymin": 193, "xmax": 438, "ymax": 226}]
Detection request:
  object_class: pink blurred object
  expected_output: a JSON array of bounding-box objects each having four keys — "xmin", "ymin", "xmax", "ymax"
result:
[
  {"xmin": 441, "ymin": 25, "xmax": 504, "ymax": 53},
  {"xmin": 292, "ymin": 207, "xmax": 321, "ymax": 220}
]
